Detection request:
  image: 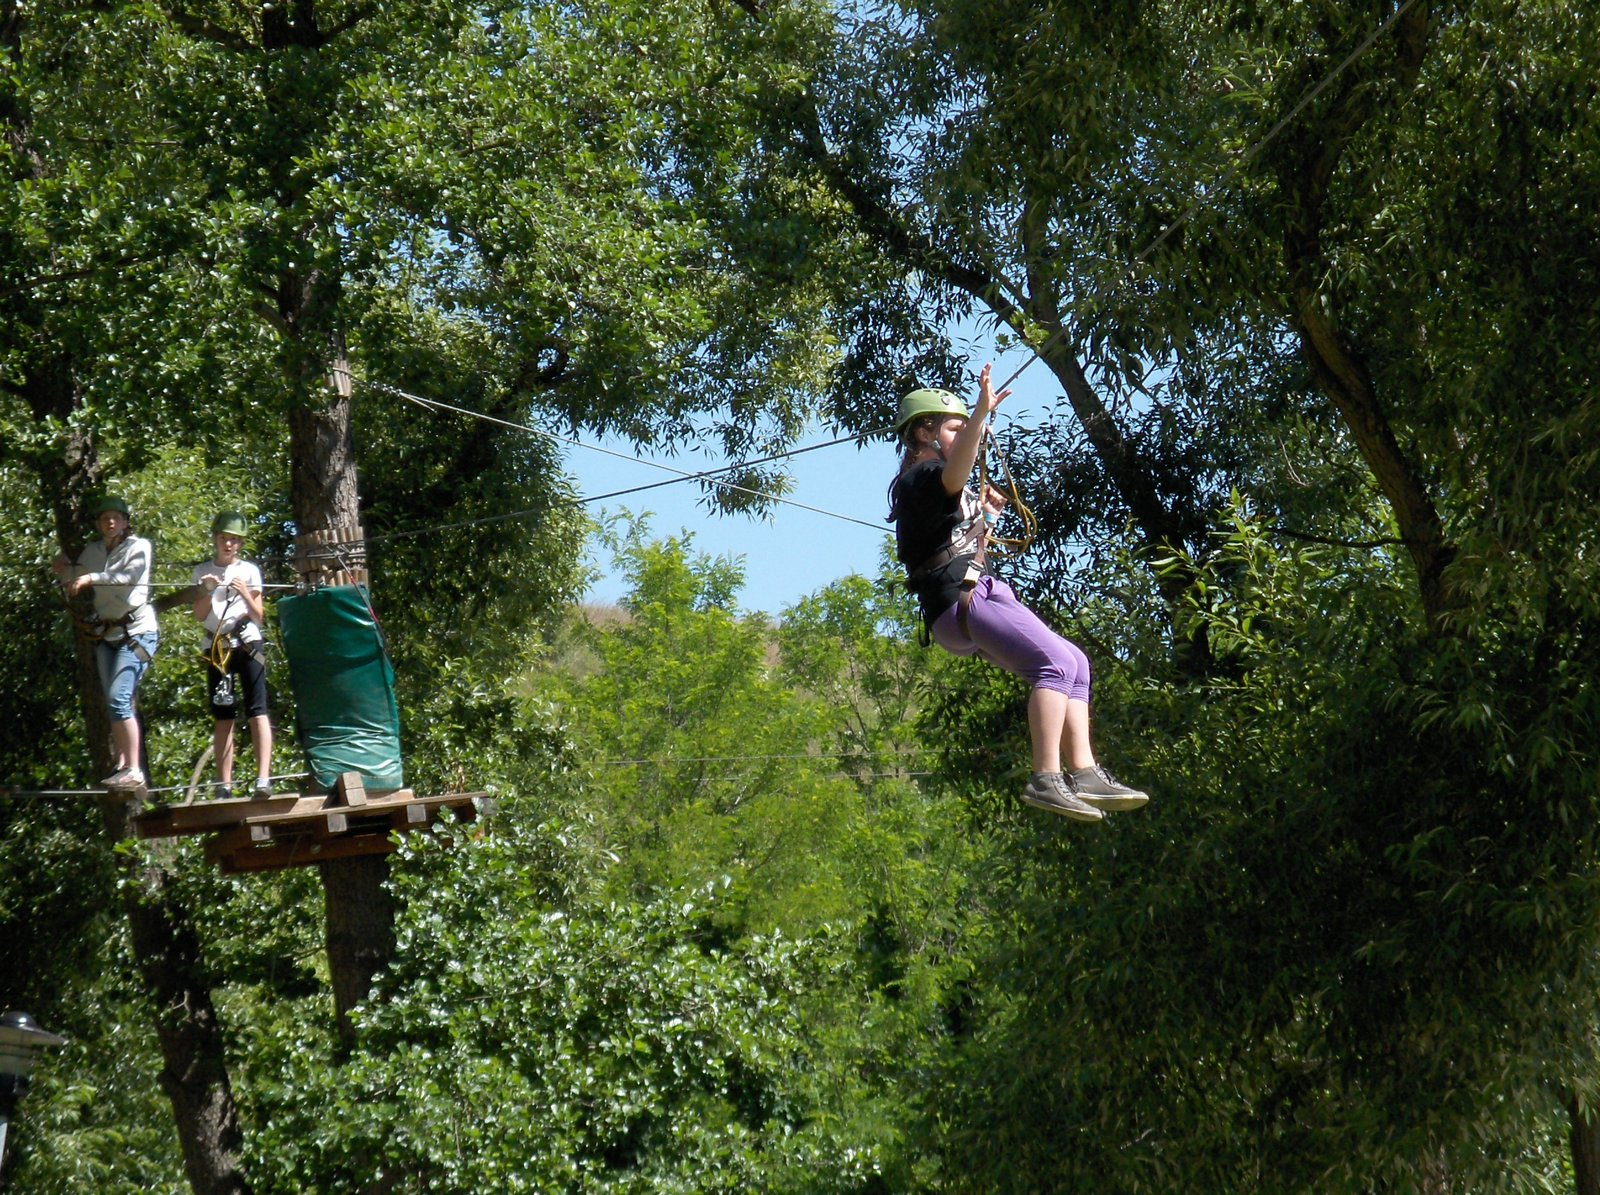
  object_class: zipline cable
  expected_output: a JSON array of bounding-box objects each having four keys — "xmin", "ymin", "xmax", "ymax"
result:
[
  {"xmin": 592, "ymin": 746, "xmax": 931, "ymax": 768},
  {"xmin": 0, "ymin": 771, "xmax": 311, "ymax": 799},
  {"xmin": 343, "ymin": 371, "xmax": 891, "ymax": 534},
  {"xmin": 0, "ymin": 419, "xmax": 894, "ymax": 585}
]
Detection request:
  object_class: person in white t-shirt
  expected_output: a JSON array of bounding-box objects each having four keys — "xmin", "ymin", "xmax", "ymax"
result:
[{"xmin": 191, "ymin": 511, "xmax": 274, "ymax": 799}]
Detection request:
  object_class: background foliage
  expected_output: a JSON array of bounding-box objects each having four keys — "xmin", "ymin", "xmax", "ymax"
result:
[{"xmin": 4, "ymin": 0, "xmax": 1599, "ymax": 1192}]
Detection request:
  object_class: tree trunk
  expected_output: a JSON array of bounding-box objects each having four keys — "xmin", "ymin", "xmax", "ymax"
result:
[
  {"xmin": 47, "ymin": 415, "xmax": 251, "ymax": 1195},
  {"xmin": 100, "ymin": 800, "xmax": 252, "ymax": 1195},
  {"xmin": 286, "ymin": 339, "xmax": 397, "ymax": 1047},
  {"xmin": 319, "ymin": 855, "xmax": 398, "ymax": 1044},
  {"xmin": 11, "ymin": 0, "xmax": 251, "ymax": 1173},
  {"xmin": 1572, "ymin": 1094, "xmax": 1600, "ymax": 1195},
  {"xmin": 1276, "ymin": 2, "xmax": 1455, "ymax": 632}
]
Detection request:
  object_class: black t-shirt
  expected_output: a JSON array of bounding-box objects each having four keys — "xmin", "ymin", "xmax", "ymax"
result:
[{"xmin": 893, "ymin": 459, "xmax": 983, "ymax": 621}]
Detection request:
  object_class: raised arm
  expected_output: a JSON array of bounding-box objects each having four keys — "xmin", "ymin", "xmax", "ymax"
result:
[{"xmin": 941, "ymin": 363, "xmax": 1011, "ymax": 495}]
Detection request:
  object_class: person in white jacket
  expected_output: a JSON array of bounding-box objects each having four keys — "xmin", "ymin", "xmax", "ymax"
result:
[{"xmin": 54, "ymin": 496, "xmax": 159, "ymax": 788}]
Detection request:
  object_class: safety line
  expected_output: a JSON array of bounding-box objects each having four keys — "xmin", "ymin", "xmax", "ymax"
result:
[
  {"xmin": 359, "ymin": 425, "xmax": 889, "ymax": 547},
  {"xmin": 345, "ymin": 371, "xmax": 891, "ymax": 534},
  {"xmin": 589, "ymin": 747, "xmax": 930, "ymax": 767},
  {"xmin": 1, "ymin": 417, "xmax": 892, "ymax": 581},
  {"xmin": 1, "ymin": 771, "xmax": 312, "ymax": 799},
  {"xmin": 993, "ymin": 0, "xmax": 1424, "ymax": 394}
]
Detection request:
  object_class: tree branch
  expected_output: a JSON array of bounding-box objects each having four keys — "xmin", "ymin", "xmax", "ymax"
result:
[
  {"xmin": 320, "ymin": 2, "xmax": 379, "ymax": 42},
  {"xmin": 794, "ymin": 101, "xmax": 1020, "ymax": 324},
  {"xmin": 0, "ymin": 255, "xmax": 150, "ymax": 301},
  {"xmin": 1269, "ymin": 526, "xmax": 1405, "ymax": 550},
  {"xmin": 162, "ymin": 3, "xmax": 255, "ymax": 53},
  {"xmin": 1278, "ymin": 2, "xmax": 1454, "ymax": 629}
]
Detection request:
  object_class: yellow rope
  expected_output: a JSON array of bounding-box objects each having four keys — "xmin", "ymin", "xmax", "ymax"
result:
[
  {"xmin": 977, "ymin": 428, "xmax": 1038, "ymax": 559},
  {"xmin": 204, "ymin": 627, "xmax": 234, "ymax": 673}
]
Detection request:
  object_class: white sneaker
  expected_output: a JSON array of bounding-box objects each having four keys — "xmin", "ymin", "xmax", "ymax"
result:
[{"xmin": 103, "ymin": 767, "xmax": 145, "ymax": 789}]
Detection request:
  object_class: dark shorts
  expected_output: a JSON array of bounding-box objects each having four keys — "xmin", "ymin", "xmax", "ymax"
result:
[{"xmin": 206, "ymin": 646, "xmax": 270, "ymax": 720}]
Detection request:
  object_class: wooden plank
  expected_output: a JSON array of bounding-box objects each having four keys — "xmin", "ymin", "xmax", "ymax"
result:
[
  {"xmin": 216, "ymin": 830, "xmax": 398, "ymax": 875},
  {"xmin": 337, "ymin": 771, "xmax": 367, "ymax": 807},
  {"xmin": 139, "ymin": 789, "xmax": 477, "ymax": 841},
  {"xmin": 239, "ymin": 791, "xmax": 480, "ymax": 834},
  {"xmin": 147, "ymin": 789, "xmax": 482, "ymax": 874},
  {"xmin": 203, "ymin": 826, "xmax": 257, "ymax": 863},
  {"xmin": 133, "ymin": 793, "xmax": 306, "ymax": 838}
]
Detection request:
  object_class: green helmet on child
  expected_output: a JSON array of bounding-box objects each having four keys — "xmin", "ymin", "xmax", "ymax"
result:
[
  {"xmin": 894, "ymin": 387, "xmax": 968, "ymax": 434},
  {"xmin": 211, "ymin": 511, "xmax": 249, "ymax": 538}
]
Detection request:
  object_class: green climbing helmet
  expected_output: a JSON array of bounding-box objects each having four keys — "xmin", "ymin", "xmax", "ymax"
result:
[
  {"xmin": 92, "ymin": 496, "xmax": 130, "ymax": 519},
  {"xmin": 211, "ymin": 510, "xmax": 249, "ymax": 538},
  {"xmin": 894, "ymin": 387, "xmax": 968, "ymax": 434}
]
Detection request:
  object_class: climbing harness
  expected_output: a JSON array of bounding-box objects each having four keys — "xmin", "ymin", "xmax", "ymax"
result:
[
  {"xmin": 900, "ymin": 483, "xmax": 988, "ymax": 646},
  {"xmin": 58, "ymin": 580, "xmax": 154, "ymax": 661},
  {"xmin": 200, "ymin": 584, "xmax": 266, "ymax": 702}
]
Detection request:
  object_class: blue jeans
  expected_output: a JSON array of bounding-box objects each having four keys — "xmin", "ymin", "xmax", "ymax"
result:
[{"xmin": 96, "ymin": 633, "xmax": 158, "ymax": 721}]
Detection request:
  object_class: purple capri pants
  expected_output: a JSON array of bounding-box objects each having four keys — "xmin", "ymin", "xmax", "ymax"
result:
[{"xmin": 930, "ymin": 576, "xmax": 1091, "ymax": 701}]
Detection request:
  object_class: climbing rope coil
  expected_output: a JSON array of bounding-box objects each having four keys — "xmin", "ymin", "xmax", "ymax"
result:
[{"xmin": 977, "ymin": 426, "xmax": 1038, "ymax": 560}]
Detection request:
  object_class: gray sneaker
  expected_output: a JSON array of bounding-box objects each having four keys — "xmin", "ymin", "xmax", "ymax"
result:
[
  {"xmin": 213, "ymin": 782, "xmax": 234, "ymax": 801},
  {"xmin": 1071, "ymin": 766, "xmax": 1149, "ymax": 812},
  {"xmin": 251, "ymin": 778, "xmax": 272, "ymax": 799},
  {"xmin": 102, "ymin": 766, "xmax": 145, "ymax": 789},
  {"xmin": 1020, "ymin": 773, "xmax": 1104, "ymax": 822}
]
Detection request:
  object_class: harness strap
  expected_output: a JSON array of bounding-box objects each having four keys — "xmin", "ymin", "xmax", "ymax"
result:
[
  {"xmin": 906, "ymin": 511, "xmax": 988, "ymax": 583},
  {"xmin": 955, "ymin": 583, "xmax": 978, "ymax": 639},
  {"xmin": 93, "ymin": 607, "xmax": 147, "ymax": 647}
]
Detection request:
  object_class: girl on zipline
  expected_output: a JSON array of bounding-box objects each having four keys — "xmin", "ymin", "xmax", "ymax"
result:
[{"xmin": 888, "ymin": 365, "xmax": 1148, "ymax": 823}]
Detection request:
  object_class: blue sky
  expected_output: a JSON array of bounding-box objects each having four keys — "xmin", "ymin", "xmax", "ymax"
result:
[{"xmin": 569, "ymin": 335, "xmax": 1063, "ymax": 617}]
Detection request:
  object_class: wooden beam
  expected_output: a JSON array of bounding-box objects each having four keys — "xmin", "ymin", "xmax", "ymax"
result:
[
  {"xmin": 215, "ymin": 831, "xmax": 399, "ymax": 875},
  {"xmin": 141, "ymin": 791, "xmax": 482, "ymax": 875},
  {"xmin": 134, "ymin": 793, "xmax": 309, "ymax": 838}
]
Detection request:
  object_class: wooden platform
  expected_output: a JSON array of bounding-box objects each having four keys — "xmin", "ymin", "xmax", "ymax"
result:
[{"xmin": 133, "ymin": 773, "xmax": 482, "ymax": 875}]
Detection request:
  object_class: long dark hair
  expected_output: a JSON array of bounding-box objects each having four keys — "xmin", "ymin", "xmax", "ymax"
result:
[{"xmin": 885, "ymin": 414, "xmax": 945, "ymax": 521}]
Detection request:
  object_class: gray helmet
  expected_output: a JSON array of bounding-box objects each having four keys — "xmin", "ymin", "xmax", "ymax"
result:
[{"xmin": 211, "ymin": 511, "xmax": 249, "ymax": 538}]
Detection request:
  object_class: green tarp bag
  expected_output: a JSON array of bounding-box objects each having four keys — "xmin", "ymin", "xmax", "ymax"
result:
[{"xmin": 277, "ymin": 585, "xmax": 404, "ymax": 791}]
